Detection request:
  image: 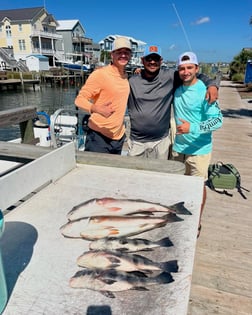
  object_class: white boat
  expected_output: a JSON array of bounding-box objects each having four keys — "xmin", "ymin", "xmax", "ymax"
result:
[
  {"xmin": 33, "ymin": 108, "xmax": 89, "ymax": 150},
  {"xmin": 62, "ymin": 62, "xmax": 91, "ymax": 72},
  {"xmin": 0, "ymin": 108, "xmax": 88, "ymax": 177}
]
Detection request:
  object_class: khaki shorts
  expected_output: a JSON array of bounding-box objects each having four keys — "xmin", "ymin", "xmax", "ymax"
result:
[
  {"xmin": 174, "ymin": 153, "xmax": 211, "ymax": 179},
  {"xmin": 128, "ymin": 135, "xmax": 170, "ymax": 160}
]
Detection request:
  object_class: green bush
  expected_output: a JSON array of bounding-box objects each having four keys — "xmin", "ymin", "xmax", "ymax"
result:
[{"xmin": 231, "ymin": 73, "xmax": 244, "ymax": 82}]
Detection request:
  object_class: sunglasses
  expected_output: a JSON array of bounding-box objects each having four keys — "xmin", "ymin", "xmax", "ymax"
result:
[{"xmin": 144, "ymin": 55, "xmax": 161, "ymax": 62}]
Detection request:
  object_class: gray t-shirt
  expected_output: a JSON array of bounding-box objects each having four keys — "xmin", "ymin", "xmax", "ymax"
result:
[{"xmin": 128, "ymin": 68, "xmax": 176, "ymax": 142}]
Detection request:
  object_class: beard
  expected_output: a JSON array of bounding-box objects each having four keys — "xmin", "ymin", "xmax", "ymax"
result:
[{"xmin": 143, "ymin": 67, "xmax": 160, "ymax": 78}]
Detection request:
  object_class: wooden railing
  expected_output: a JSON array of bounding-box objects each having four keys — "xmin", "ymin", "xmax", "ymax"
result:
[{"xmin": 0, "ymin": 106, "xmax": 38, "ymax": 144}]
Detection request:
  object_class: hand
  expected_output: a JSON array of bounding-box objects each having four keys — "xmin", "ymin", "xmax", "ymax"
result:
[
  {"xmin": 134, "ymin": 68, "xmax": 141, "ymax": 74},
  {"xmin": 91, "ymin": 101, "xmax": 115, "ymax": 118},
  {"xmin": 205, "ymin": 86, "xmax": 218, "ymax": 104},
  {"xmin": 176, "ymin": 119, "xmax": 190, "ymax": 134}
]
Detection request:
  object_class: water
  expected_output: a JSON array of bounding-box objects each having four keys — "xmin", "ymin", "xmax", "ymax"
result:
[{"xmin": 0, "ymin": 84, "xmax": 80, "ymax": 141}]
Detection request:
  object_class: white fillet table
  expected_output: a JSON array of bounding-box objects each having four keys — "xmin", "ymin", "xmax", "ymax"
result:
[{"xmin": 0, "ymin": 143, "xmax": 203, "ymax": 315}]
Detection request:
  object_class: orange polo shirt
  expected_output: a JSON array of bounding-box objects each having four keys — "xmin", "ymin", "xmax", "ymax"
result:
[{"xmin": 75, "ymin": 64, "xmax": 130, "ymax": 140}]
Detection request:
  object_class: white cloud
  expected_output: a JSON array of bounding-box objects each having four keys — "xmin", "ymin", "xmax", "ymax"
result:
[
  {"xmin": 192, "ymin": 16, "xmax": 210, "ymax": 25},
  {"xmin": 169, "ymin": 44, "xmax": 176, "ymax": 51}
]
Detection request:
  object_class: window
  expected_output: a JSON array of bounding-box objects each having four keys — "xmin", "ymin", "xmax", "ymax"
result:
[
  {"xmin": 6, "ymin": 25, "xmax": 11, "ymax": 37},
  {"xmin": 18, "ymin": 24, "xmax": 22, "ymax": 31},
  {"xmin": 18, "ymin": 40, "xmax": 26, "ymax": 51}
]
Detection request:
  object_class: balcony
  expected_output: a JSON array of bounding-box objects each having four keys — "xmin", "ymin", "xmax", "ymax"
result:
[
  {"xmin": 32, "ymin": 48, "xmax": 55, "ymax": 55},
  {"xmin": 72, "ymin": 36, "xmax": 92, "ymax": 45},
  {"xmin": 31, "ymin": 30, "xmax": 63, "ymax": 40}
]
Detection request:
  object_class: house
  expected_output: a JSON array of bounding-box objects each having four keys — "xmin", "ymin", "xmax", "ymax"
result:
[
  {"xmin": 56, "ymin": 20, "xmax": 96, "ymax": 64},
  {"xmin": 25, "ymin": 54, "xmax": 49, "ymax": 72},
  {"xmin": 0, "ymin": 7, "xmax": 63, "ymax": 69},
  {"xmin": 99, "ymin": 34, "xmax": 146, "ymax": 66}
]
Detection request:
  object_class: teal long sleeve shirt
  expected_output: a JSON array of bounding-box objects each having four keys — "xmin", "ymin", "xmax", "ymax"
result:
[{"xmin": 173, "ymin": 79, "xmax": 223, "ymax": 155}]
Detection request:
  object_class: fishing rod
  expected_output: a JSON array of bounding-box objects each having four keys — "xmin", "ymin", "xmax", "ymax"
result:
[{"xmin": 172, "ymin": 3, "xmax": 193, "ymax": 51}]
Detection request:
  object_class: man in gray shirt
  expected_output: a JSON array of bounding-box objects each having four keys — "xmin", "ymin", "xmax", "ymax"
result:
[{"xmin": 127, "ymin": 45, "xmax": 218, "ymax": 159}]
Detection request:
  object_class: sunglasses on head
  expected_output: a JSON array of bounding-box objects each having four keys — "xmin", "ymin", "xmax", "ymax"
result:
[{"xmin": 144, "ymin": 55, "xmax": 161, "ymax": 62}]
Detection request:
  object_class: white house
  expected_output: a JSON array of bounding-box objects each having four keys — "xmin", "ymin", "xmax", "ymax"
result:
[
  {"xmin": 99, "ymin": 34, "xmax": 146, "ymax": 66},
  {"xmin": 25, "ymin": 54, "xmax": 49, "ymax": 72}
]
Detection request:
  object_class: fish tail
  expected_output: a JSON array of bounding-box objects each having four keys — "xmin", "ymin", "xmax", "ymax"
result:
[
  {"xmin": 159, "ymin": 260, "xmax": 178, "ymax": 273},
  {"xmin": 168, "ymin": 202, "xmax": 192, "ymax": 215},
  {"xmin": 153, "ymin": 272, "xmax": 174, "ymax": 284},
  {"xmin": 156, "ymin": 237, "xmax": 174, "ymax": 248},
  {"xmin": 163, "ymin": 213, "xmax": 184, "ymax": 222}
]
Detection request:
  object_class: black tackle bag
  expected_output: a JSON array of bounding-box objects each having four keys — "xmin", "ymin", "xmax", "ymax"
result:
[{"xmin": 207, "ymin": 162, "xmax": 249, "ymax": 199}]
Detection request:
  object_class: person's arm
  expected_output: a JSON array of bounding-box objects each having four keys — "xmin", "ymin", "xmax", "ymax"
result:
[
  {"xmin": 197, "ymin": 73, "xmax": 220, "ymax": 104},
  {"xmin": 75, "ymin": 71, "xmax": 114, "ymax": 118},
  {"xmin": 177, "ymin": 101, "xmax": 223, "ymax": 134}
]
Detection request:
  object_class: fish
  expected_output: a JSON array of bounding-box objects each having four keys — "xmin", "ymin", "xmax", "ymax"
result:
[
  {"xmin": 69, "ymin": 268, "xmax": 174, "ymax": 298},
  {"xmin": 67, "ymin": 197, "xmax": 191, "ymax": 221},
  {"xmin": 89, "ymin": 236, "xmax": 174, "ymax": 252},
  {"xmin": 60, "ymin": 213, "xmax": 183, "ymax": 240},
  {"xmin": 76, "ymin": 250, "xmax": 179, "ymax": 274}
]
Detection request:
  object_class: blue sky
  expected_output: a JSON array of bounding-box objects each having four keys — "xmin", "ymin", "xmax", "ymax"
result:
[{"xmin": 1, "ymin": 0, "xmax": 252, "ymax": 63}]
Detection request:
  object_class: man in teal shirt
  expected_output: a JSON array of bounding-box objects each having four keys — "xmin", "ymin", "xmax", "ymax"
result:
[{"xmin": 173, "ymin": 51, "xmax": 223, "ymax": 237}]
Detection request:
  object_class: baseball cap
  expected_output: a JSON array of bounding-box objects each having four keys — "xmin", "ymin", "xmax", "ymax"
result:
[
  {"xmin": 143, "ymin": 45, "xmax": 161, "ymax": 58},
  {"xmin": 112, "ymin": 37, "xmax": 132, "ymax": 51},
  {"xmin": 177, "ymin": 52, "xmax": 198, "ymax": 66}
]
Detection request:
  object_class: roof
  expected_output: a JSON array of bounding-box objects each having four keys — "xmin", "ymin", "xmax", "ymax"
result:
[
  {"xmin": 99, "ymin": 34, "xmax": 146, "ymax": 46},
  {"xmin": 57, "ymin": 20, "xmax": 81, "ymax": 31},
  {"xmin": 0, "ymin": 7, "xmax": 44, "ymax": 21},
  {"xmin": 26, "ymin": 54, "xmax": 49, "ymax": 60}
]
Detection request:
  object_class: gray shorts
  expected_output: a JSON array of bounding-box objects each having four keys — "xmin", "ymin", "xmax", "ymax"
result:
[{"xmin": 127, "ymin": 135, "xmax": 170, "ymax": 160}]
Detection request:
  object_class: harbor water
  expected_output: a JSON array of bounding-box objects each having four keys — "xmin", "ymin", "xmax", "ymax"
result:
[{"xmin": 0, "ymin": 84, "xmax": 80, "ymax": 141}]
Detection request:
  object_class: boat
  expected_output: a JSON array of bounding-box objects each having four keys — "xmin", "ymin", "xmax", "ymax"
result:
[
  {"xmin": 32, "ymin": 108, "xmax": 130, "ymax": 155},
  {"xmin": 0, "ymin": 106, "xmax": 128, "ymax": 179},
  {"xmin": 33, "ymin": 108, "xmax": 90, "ymax": 150},
  {"xmin": 62, "ymin": 62, "xmax": 91, "ymax": 72}
]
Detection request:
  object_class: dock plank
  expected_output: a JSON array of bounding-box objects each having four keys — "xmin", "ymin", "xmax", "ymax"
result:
[{"xmin": 188, "ymin": 81, "xmax": 252, "ymax": 315}]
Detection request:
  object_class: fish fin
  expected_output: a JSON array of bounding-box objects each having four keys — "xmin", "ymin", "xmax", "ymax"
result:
[
  {"xmin": 97, "ymin": 197, "xmax": 116, "ymax": 205},
  {"xmin": 168, "ymin": 202, "xmax": 192, "ymax": 215},
  {"xmin": 159, "ymin": 260, "xmax": 178, "ymax": 273},
  {"xmin": 156, "ymin": 237, "xmax": 174, "ymax": 248},
  {"xmin": 107, "ymin": 207, "xmax": 122, "ymax": 212},
  {"xmin": 155, "ymin": 272, "xmax": 174, "ymax": 284},
  {"xmin": 108, "ymin": 229, "xmax": 119, "ymax": 236},
  {"xmin": 131, "ymin": 286, "xmax": 149, "ymax": 291},
  {"xmin": 100, "ymin": 291, "xmax": 115, "ymax": 298}
]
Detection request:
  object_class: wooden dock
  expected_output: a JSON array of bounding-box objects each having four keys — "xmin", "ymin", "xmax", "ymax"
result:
[
  {"xmin": 188, "ymin": 81, "xmax": 252, "ymax": 314},
  {"xmin": 0, "ymin": 78, "xmax": 40, "ymax": 91}
]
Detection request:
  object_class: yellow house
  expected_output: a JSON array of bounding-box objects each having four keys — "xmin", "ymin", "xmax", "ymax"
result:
[{"xmin": 0, "ymin": 7, "xmax": 63, "ymax": 68}]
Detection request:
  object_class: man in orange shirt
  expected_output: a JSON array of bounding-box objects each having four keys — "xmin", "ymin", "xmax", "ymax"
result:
[{"xmin": 75, "ymin": 37, "xmax": 132, "ymax": 154}]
